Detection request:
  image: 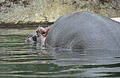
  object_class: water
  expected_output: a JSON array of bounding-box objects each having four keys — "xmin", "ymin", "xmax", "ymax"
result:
[{"xmin": 0, "ymin": 27, "xmax": 120, "ymax": 78}]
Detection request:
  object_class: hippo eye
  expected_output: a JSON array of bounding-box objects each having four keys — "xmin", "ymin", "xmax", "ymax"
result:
[{"xmin": 32, "ymin": 36, "xmax": 37, "ymax": 41}]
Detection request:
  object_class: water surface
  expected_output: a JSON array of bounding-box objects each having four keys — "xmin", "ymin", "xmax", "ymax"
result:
[{"xmin": 0, "ymin": 27, "xmax": 120, "ymax": 78}]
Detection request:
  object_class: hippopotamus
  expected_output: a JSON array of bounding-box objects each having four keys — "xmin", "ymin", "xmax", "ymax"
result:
[{"xmin": 45, "ymin": 11, "xmax": 120, "ymax": 51}]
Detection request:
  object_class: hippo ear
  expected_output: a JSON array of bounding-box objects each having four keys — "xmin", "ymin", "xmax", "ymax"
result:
[
  {"xmin": 36, "ymin": 26, "xmax": 41, "ymax": 34},
  {"xmin": 45, "ymin": 27, "xmax": 50, "ymax": 33},
  {"xmin": 36, "ymin": 26, "xmax": 47, "ymax": 33}
]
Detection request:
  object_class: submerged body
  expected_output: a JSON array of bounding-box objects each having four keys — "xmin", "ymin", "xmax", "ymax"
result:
[{"xmin": 46, "ymin": 12, "xmax": 120, "ymax": 51}]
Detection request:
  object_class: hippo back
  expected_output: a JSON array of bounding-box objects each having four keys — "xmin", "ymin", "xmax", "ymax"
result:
[{"xmin": 46, "ymin": 11, "xmax": 120, "ymax": 51}]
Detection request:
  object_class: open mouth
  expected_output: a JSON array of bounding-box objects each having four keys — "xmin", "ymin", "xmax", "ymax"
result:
[{"xmin": 41, "ymin": 32, "xmax": 46, "ymax": 35}]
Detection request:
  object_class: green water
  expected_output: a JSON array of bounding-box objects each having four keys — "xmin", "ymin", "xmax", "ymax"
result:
[{"xmin": 0, "ymin": 28, "xmax": 120, "ymax": 78}]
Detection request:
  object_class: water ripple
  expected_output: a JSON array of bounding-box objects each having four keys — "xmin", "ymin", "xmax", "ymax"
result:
[{"xmin": 0, "ymin": 28, "xmax": 120, "ymax": 78}]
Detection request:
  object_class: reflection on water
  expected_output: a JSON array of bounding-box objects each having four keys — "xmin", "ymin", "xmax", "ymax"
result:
[{"xmin": 0, "ymin": 28, "xmax": 120, "ymax": 78}]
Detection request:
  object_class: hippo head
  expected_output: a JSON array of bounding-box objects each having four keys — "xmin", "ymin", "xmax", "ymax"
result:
[{"xmin": 36, "ymin": 26, "xmax": 50, "ymax": 49}]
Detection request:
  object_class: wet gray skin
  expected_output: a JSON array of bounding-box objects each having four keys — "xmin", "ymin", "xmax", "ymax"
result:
[{"xmin": 46, "ymin": 11, "xmax": 120, "ymax": 51}]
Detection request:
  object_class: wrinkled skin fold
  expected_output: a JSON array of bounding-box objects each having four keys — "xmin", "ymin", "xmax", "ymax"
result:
[{"xmin": 46, "ymin": 12, "xmax": 120, "ymax": 51}]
